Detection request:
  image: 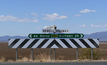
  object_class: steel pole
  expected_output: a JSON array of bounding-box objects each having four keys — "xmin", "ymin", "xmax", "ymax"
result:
[
  {"xmin": 54, "ymin": 48, "xmax": 55, "ymax": 60},
  {"xmin": 54, "ymin": 31, "xmax": 56, "ymax": 60},
  {"xmin": 31, "ymin": 48, "xmax": 33, "ymax": 60},
  {"xmin": 16, "ymin": 48, "xmax": 18, "ymax": 61},
  {"xmin": 91, "ymin": 48, "xmax": 93, "ymax": 60},
  {"xmin": 76, "ymin": 48, "xmax": 78, "ymax": 60}
]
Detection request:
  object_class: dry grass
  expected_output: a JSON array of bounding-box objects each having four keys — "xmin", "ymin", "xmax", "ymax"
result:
[
  {"xmin": 34, "ymin": 53, "xmax": 52, "ymax": 62},
  {"xmin": 7, "ymin": 60, "xmax": 14, "ymax": 62},
  {"xmin": 0, "ymin": 56, "xmax": 107, "ymax": 62},
  {"xmin": 21, "ymin": 57, "xmax": 29, "ymax": 61},
  {"xmin": 0, "ymin": 56, "xmax": 6, "ymax": 62},
  {"xmin": 17, "ymin": 57, "xmax": 33, "ymax": 62}
]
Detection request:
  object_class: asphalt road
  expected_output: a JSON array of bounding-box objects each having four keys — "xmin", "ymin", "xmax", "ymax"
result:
[{"xmin": 0, "ymin": 61, "xmax": 107, "ymax": 65}]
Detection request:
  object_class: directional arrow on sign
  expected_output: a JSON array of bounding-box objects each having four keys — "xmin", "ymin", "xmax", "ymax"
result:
[
  {"xmin": 28, "ymin": 34, "xmax": 32, "ymax": 38},
  {"xmin": 80, "ymin": 34, "xmax": 84, "ymax": 38}
]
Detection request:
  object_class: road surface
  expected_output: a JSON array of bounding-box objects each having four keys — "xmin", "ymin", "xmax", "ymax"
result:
[{"xmin": 0, "ymin": 61, "xmax": 107, "ymax": 65}]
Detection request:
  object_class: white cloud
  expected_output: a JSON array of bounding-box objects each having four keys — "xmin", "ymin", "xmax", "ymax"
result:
[
  {"xmin": 42, "ymin": 13, "xmax": 68, "ymax": 21},
  {"xmin": 80, "ymin": 9, "xmax": 97, "ymax": 13},
  {"xmin": 91, "ymin": 24, "xmax": 94, "ymax": 27},
  {"xmin": 0, "ymin": 15, "xmax": 38, "ymax": 22},
  {"xmin": 33, "ymin": 20, "xmax": 38, "ymax": 22},
  {"xmin": 43, "ymin": 26, "xmax": 48, "ymax": 28},
  {"xmin": 91, "ymin": 24, "xmax": 107, "ymax": 27},
  {"xmin": 104, "ymin": 24, "xmax": 107, "ymax": 27},
  {"xmin": 31, "ymin": 13, "xmax": 38, "ymax": 16},
  {"xmin": 78, "ymin": 24, "xmax": 86, "ymax": 27},
  {"xmin": 91, "ymin": 24, "xmax": 101, "ymax": 27},
  {"xmin": 74, "ymin": 14, "xmax": 81, "ymax": 17}
]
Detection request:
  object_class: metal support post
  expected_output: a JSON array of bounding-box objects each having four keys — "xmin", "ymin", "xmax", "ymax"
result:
[
  {"xmin": 54, "ymin": 48, "xmax": 55, "ymax": 60},
  {"xmin": 16, "ymin": 48, "xmax": 18, "ymax": 61},
  {"xmin": 53, "ymin": 30, "xmax": 56, "ymax": 60},
  {"xmin": 50, "ymin": 48, "xmax": 52, "ymax": 60},
  {"xmin": 31, "ymin": 48, "xmax": 33, "ymax": 60},
  {"xmin": 76, "ymin": 48, "xmax": 78, "ymax": 60},
  {"xmin": 91, "ymin": 48, "xmax": 93, "ymax": 60}
]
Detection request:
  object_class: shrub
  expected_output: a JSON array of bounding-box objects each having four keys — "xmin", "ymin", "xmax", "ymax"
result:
[
  {"xmin": 93, "ymin": 49, "xmax": 103, "ymax": 60},
  {"xmin": 79, "ymin": 48, "xmax": 103, "ymax": 60}
]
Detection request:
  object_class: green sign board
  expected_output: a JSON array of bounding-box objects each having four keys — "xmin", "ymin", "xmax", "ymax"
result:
[
  {"xmin": 28, "ymin": 34, "xmax": 51, "ymax": 38},
  {"xmin": 28, "ymin": 34, "xmax": 84, "ymax": 38},
  {"xmin": 58, "ymin": 34, "xmax": 84, "ymax": 38}
]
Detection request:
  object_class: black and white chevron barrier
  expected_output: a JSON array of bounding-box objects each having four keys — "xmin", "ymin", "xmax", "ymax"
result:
[{"xmin": 8, "ymin": 39, "xmax": 99, "ymax": 48}]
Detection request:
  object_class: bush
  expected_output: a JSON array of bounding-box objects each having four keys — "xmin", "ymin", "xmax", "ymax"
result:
[
  {"xmin": 93, "ymin": 49, "xmax": 103, "ymax": 60},
  {"xmin": 79, "ymin": 48, "xmax": 103, "ymax": 60}
]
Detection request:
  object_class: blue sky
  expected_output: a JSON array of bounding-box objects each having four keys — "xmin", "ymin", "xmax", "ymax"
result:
[{"xmin": 0, "ymin": 0, "xmax": 107, "ymax": 36}]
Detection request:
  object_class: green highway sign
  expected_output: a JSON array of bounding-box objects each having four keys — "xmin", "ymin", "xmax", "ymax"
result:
[
  {"xmin": 28, "ymin": 34, "xmax": 51, "ymax": 38},
  {"xmin": 58, "ymin": 34, "xmax": 84, "ymax": 38},
  {"xmin": 28, "ymin": 34, "xmax": 84, "ymax": 38}
]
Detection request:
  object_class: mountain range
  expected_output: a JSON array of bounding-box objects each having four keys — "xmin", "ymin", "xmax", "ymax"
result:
[
  {"xmin": 84, "ymin": 31, "xmax": 107, "ymax": 41},
  {"xmin": 0, "ymin": 31, "xmax": 107, "ymax": 42}
]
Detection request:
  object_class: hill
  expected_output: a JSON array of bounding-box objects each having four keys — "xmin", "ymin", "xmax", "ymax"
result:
[{"xmin": 84, "ymin": 31, "xmax": 107, "ymax": 41}]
